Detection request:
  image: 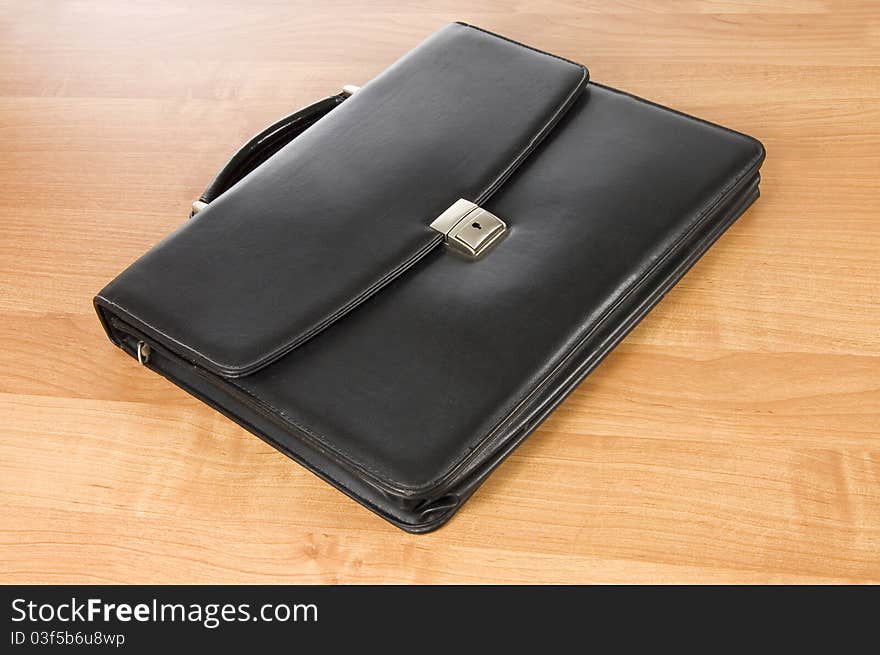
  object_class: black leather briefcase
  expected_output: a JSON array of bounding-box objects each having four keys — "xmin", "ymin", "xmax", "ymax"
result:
[{"xmin": 95, "ymin": 23, "xmax": 765, "ymax": 532}]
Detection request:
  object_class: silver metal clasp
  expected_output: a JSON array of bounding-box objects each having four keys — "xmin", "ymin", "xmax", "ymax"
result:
[
  {"xmin": 191, "ymin": 200, "xmax": 208, "ymax": 216},
  {"xmin": 429, "ymin": 199, "xmax": 507, "ymax": 259},
  {"xmin": 136, "ymin": 340, "xmax": 151, "ymax": 366}
]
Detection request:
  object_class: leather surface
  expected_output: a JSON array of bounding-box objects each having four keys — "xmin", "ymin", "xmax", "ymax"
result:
[
  {"xmin": 97, "ymin": 22, "xmax": 587, "ymax": 377},
  {"xmin": 95, "ymin": 25, "xmax": 764, "ymax": 531}
]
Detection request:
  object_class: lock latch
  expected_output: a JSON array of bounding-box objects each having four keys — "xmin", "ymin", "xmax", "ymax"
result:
[{"xmin": 429, "ymin": 199, "xmax": 507, "ymax": 258}]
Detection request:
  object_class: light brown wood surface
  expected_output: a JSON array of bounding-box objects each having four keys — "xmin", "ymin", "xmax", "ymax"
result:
[{"xmin": 1, "ymin": 1, "xmax": 878, "ymax": 584}]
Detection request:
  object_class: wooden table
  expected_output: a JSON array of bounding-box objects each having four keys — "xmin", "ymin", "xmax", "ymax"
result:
[{"xmin": 2, "ymin": 1, "xmax": 878, "ymax": 584}]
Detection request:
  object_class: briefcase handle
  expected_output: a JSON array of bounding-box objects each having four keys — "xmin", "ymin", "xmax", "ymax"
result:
[{"xmin": 190, "ymin": 85, "xmax": 359, "ymax": 217}]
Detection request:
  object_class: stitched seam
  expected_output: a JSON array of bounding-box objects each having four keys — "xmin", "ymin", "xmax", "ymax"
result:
[
  {"xmin": 457, "ymin": 22, "xmax": 588, "ymax": 204},
  {"xmin": 474, "ymin": 65, "xmax": 587, "ymax": 204},
  {"xmin": 224, "ymin": 374, "xmax": 397, "ymax": 482},
  {"xmin": 97, "ymin": 295, "xmax": 245, "ymax": 370},
  {"xmin": 164, "ymin": 358, "xmax": 429, "ymax": 529},
  {"xmin": 240, "ymin": 233, "xmax": 444, "ymax": 374},
  {"xmin": 99, "ymin": 233, "xmax": 443, "ymax": 377},
  {"xmin": 103, "ymin": 310, "xmax": 404, "ymax": 485},
  {"xmin": 192, "ymin": 376, "xmax": 396, "ymax": 517},
  {"xmin": 592, "ymin": 81, "xmax": 766, "ymax": 155},
  {"xmin": 455, "ymin": 22, "xmax": 586, "ymax": 70}
]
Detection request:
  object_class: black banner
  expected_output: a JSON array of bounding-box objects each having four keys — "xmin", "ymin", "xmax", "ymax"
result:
[{"xmin": 1, "ymin": 585, "xmax": 874, "ymax": 650}]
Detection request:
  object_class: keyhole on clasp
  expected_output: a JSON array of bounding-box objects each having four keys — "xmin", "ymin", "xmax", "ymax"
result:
[{"xmin": 471, "ymin": 222, "xmax": 482, "ymax": 230}]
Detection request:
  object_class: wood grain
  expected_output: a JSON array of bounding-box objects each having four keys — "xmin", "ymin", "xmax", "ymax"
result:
[{"xmin": 1, "ymin": 0, "xmax": 878, "ymax": 584}]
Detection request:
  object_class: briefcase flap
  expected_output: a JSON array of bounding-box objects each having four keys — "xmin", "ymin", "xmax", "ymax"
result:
[{"xmin": 95, "ymin": 23, "xmax": 587, "ymax": 377}]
